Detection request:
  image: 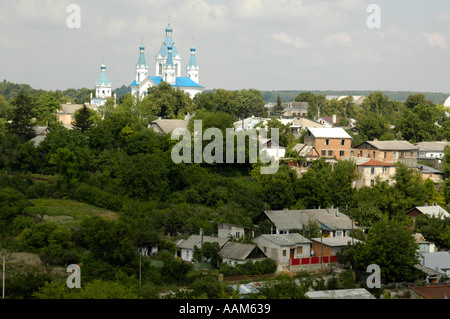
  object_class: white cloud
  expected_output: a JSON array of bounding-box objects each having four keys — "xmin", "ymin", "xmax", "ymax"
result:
[
  {"xmin": 270, "ymin": 33, "xmax": 309, "ymax": 49},
  {"xmin": 422, "ymin": 32, "xmax": 446, "ymax": 49},
  {"xmin": 325, "ymin": 32, "xmax": 352, "ymax": 45}
]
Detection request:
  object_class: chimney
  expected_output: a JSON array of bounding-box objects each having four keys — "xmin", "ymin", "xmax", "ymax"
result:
[
  {"xmin": 336, "ymin": 207, "xmax": 339, "ymax": 217},
  {"xmin": 332, "ymin": 114, "xmax": 337, "ymax": 124}
]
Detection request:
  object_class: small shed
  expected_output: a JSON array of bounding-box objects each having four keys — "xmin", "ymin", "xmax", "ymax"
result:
[{"xmin": 310, "ymin": 236, "xmax": 361, "ymax": 257}]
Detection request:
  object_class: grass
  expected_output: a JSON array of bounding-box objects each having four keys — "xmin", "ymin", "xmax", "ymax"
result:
[{"xmin": 24, "ymin": 198, "xmax": 118, "ymax": 227}]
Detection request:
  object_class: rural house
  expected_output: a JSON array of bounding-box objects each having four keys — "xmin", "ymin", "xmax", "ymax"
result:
[
  {"xmin": 175, "ymin": 234, "xmax": 229, "ymax": 262},
  {"xmin": 218, "ymin": 242, "xmax": 267, "ymax": 266},
  {"xmin": 406, "ymin": 205, "xmax": 450, "ymax": 220},
  {"xmin": 252, "ymin": 233, "xmax": 311, "ymax": 269},
  {"xmin": 353, "ymin": 140, "xmax": 418, "ymax": 163},
  {"xmin": 303, "ymin": 127, "xmax": 352, "ymax": 161},
  {"xmin": 218, "ymin": 223, "xmax": 254, "ymax": 240},
  {"xmin": 260, "ymin": 208, "xmax": 356, "ymax": 238},
  {"xmin": 353, "ymin": 158, "xmax": 397, "ymax": 188}
]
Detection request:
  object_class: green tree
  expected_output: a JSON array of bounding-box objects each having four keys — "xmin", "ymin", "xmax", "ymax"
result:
[
  {"xmin": 350, "ymin": 218, "xmax": 420, "ymax": 283},
  {"xmin": 272, "ymin": 94, "xmax": 284, "ymax": 116},
  {"xmin": 6, "ymin": 91, "xmax": 36, "ymax": 141},
  {"xmin": 72, "ymin": 105, "xmax": 97, "ymax": 133}
]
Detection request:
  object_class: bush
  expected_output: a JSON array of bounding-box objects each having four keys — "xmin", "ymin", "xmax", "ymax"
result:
[{"xmin": 72, "ymin": 184, "xmax": 124, "ymax": 212}]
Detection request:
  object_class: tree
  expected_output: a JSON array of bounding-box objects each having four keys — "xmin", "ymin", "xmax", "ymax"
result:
[
  {"xmin": 272, "ymin": 94, "xmax": 284, "ymax": 116},
  {"xmin": 6, "ymin": 91, "xmax": 36, "ymax": 141},
  {"xmin": 72, "ymin": 105, "xmax": 97, "ymax": 133},
  {"xmin": 348, "ymin": 218, "xmax": 420, "ymax": 283},
  {"xmin": 356, "ymin": 111, "xmax": 389, "ymax": 141},
  {"xmin": 32, "ymin": 93, "xmax": 61, "ymax": 127},
  {"xmin": 194, "ymin": 242, "xmax": 221, "ymax": 267}
]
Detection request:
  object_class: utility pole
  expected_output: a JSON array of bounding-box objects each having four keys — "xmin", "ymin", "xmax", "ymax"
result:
[
  {"xmin": 139, "ymin": 252, "xmax": 142, "ymax": 288},
  {"xmin": 200, "ymin": 228, "xmax": 204, "ymax": 275},
  {"xmin": 320, "ymin": 229, "xmax": 323, "ymax": 271},
  {"xmin": 1, "ymin": 243, "xmax": 5, "ymax": 299}
]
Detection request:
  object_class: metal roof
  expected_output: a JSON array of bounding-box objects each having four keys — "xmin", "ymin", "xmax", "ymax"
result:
[
  {"xmin": 151, "ymin": 118, "xmax": 188, "ymax": 134},
  {"xmin": 306, "ymin": 127, "xmax": 351, "ymax": 139},
  {"xmin": 149, "ymin": 76, "xmax": 203, "ymax": 88},
  {"xmin": 253, "ymin": 233, "xmax": 311, "ymax": 246},
  {"xmin": 415, "ymin": 141, "xmax": 450, "ymax": 152},
  {"xmin": 357, "ymin": 140, "xmax": 418, "ymax": 151},
  {"xmin": 306, "ymin": 288, "xmax": 376, "ymax": 299},
  {"xmin": 176, "ymin": 235, "xmax": 229, "ymax": 250},
  {"xmin": 264, "ymin": 209, "xmax": 355, "ymax": 232},
  {"xmin": 411, "ymin": 205, "xmax": 450, "ymax": 219},
  {"xmin": 419, "ymin": 252, "xmax": 450, "ymax": 275},
  {"xmin": 219, "ymin": 242, "xmax": 264, "ymax": 260},
  {"xmin": 310, "ymin": 236, "xmax": 362, "ymax": 247}
]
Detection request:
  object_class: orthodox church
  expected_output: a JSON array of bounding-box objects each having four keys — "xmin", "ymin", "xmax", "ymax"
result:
[
  {"xmin": 130, "ymin": 23, "xmax": 204, "ymax": 99},
  {"xmin": 90, "ymin": 63, "xmax": 115, "ymax": 107}
]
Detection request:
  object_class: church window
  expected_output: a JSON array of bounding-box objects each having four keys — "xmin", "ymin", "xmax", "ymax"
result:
[{"xmin": 159, "ymin": 63, "xmax": 163, "ymax": 75}]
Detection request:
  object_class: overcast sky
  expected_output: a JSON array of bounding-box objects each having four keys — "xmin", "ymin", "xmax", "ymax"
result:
[{"xmin": 1, "ymin": 0, "xmax": 450, "ymax": 93}]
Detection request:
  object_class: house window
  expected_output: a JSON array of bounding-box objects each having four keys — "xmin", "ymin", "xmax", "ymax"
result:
[
  {"xmin": 393, "ymin": 152, "xmax": 397, "ymax": 158},
  {"xmin": 185, "ymin": 251, "xmax": 189, "ymax": 258},
  {"xmin": 325, "ymin": 139, "xmax": 330, "ymax": 146},
  {"xmin": 296, "ymin": 247, "xmax": 303, "ymax": 255},
  {"xmin": 336, "ymin": 231, "xmax": 343, "ymax": 237},
  {"xmin": 235, "ymin": 232, "xmax": 240, "ymax": 239},
  {"xmin": 384, "ymin": 152, "xmax": 387, "ymax": 159},
  {"xmin": 321, "ymin": 150, "xmax": 326, "ymax": 156},
  {"xmin": 383, "ymin": 167, "xmax": 388, "ymax": 173},
  {"xmin": 371, "ymin": 167, "xmax": 375, "ymax": 174},
  {"xmin": 263, "ymin": 247, "xmax": 267, "ymax": 254},
  {"xmin": 341, "ymin": 139, "xmax": 345, "ymax": 146},
  {"xmin": 372, "ymin": 151, "xmax": 376, "ymax": 158},
  {"xmin": 328, "ymin": 150, "xmax": 333, "ymax": 156},
  {"xmin": 282, "ymin": 250, "xmax": 287, "ymax": 257},
  {"xmin": 340, "ymin": 150, "xmax": 345, "ymax": 157}
]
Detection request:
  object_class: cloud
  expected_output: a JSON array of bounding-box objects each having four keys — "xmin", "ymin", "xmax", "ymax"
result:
[
  {"xmin": 422, "ymin": 32, "xmax": 446, "ymax": 49},
  {"xmin": 325, "ymin": 32, "xmax": 352, "ymax": 45},
  {"xmin": 270, "ymin": 33, "xmax": 309, "ymax": 49}
]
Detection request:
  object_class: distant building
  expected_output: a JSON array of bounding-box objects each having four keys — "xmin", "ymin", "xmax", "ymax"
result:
[
  {"xmin": 90, "ymin": 64, "xmax": 114, "ymax": 107},
  {"xmin": 175, "ymin": 234, "xmax": 229, "ymax": 263},
  {"xmin": 131, "ymin": 23, "xmax": 204, "ymax": 99},
  {"xmin": 353, "ymin": 140, "xmax": 418, "ymax": 163},
  {"xmin": 252, "ymin": 233, "xmax": 311, "ymax": 268},
  {"xmin": 310, "ymin": 236, "xmax": 362, "ymax": 257},
  {"xmin": 306, "ymin": 288, "xmax": 375, "ymax": 299},
  {"xmin": 353, "ymin": 158, "xmax": 397, "ymax": 188},
  {"xmin": 406, "ymin": 205, "xmax": 450, "ymax": 220},
  {"xmin": 218, "ymin": 223, "xmax": 254, "ymax": 240},
  {"xmin": 281, "ymin": 102, "xmax": 308, "ymax": 117},
  {"xmin": 289, "ymin": 117, "xmax": 323, "ymax": 137},
  {"xmin": 259, "ymin": 208, "xmax": 356, "ymax": 238},
  {"xmin": 219, "ymin": 242, "xmax": 267, "ymax": 266},
  {"xmin": 57, "ymin": 103, "xmax": 98, "ymax": 128},
  {"xmin": 303, "ymin": 127, "xmax": 352, "ymax": 161},
  {"xmin": 149, "ymin": 118, "xmax": 188, "ymax": 134}
]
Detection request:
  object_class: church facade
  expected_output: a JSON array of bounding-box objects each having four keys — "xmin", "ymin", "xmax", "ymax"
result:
[{"xmin": 130, "ymin": 23, "xmax": 204, "ymax": 99}]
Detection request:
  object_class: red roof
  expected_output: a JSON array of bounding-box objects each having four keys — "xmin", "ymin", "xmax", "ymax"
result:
[
  {"xmin": 358, "ymin": 159, "xmax": 396, "ymax": 167},
  {"xmin": 411, "ymin": 285, "xmax": 450, "ymax": 299}
]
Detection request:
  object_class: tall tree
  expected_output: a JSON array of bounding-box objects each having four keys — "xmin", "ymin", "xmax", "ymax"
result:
[
  {"xmin": 6, "ymin": 91, "xmax": 36, "ymax": 141},
  {"xmin": 72, "ymin": 105, "xmax": 97, "ymax": 133}
]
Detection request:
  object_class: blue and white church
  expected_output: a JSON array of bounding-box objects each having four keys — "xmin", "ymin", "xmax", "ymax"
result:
[{"xmin": 131, "ymin": 23, "xmax": 204, "ymax": 99}]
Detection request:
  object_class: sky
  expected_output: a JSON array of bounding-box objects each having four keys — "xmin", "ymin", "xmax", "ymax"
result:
[{"xmin": 1, "ymin": 0, "xmax": 450, "ymax": 93}]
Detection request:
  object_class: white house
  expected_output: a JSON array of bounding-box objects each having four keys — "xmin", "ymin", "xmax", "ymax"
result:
[
  {"xmin": 252, "ymin": 233, "xmax": 311, "ymax": 268},
  {"xmin": 175, "ymin": 234, "xmax": 229, "ymax": 262}
]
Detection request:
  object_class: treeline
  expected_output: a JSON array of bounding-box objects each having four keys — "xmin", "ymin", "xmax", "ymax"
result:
[{"xmin": 1, "ymin": 83, "xmax": 450, "ymax": 298}]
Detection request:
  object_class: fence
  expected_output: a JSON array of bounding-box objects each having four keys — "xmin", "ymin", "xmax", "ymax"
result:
[{"xmin": 290, "ymin": 256, "xmax": 338, "ymax": 266}]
